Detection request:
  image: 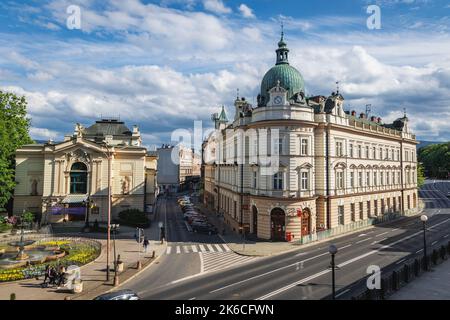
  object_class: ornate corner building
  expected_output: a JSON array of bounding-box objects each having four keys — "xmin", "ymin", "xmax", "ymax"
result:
[
  {"xmin": 13, "ymin": 119, "xmax": 158, "ymax": 224},
  {"xmin": 202, "ymin": 34, "xmax": 419, "ymax": 242}
]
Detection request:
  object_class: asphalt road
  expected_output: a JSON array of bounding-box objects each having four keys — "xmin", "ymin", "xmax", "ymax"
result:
[{"xmin": 127, "ymin": 181, "xmax": 450, "ymax": 300}]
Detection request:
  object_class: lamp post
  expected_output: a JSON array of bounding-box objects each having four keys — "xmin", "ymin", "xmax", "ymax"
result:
[
  {"xmin": 420, "ymin": 214, "xmax": 428, "ymax": 271},
  {"xmin": 111, "ymin": 223, "xmax": 120, "ymax": 286},
  {"xmin": 329, "ymin": 244, "xmax": 338, "ymax": 300}
]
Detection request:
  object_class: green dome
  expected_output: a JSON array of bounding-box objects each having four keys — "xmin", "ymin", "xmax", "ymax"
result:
[{"xmin": 260, "ymin": 64, "xmax": 305, "ymax": 105}]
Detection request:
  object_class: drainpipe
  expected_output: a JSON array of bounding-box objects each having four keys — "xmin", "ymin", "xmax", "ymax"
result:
[
  {"xmin": 400, "ymin": 139, "xmax": 404, "ymax": 215},
  {"xmin": 326, "ymin": 125, "xmax": 331, "ymax": 230}
]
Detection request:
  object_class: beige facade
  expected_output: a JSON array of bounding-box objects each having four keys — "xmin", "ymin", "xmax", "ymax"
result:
[
  {"xmin": 13, "ymin": 119, "xmax": 157, "ymax": 224},
  {"xmin": 202, "ymin": 37, "xmax": 419, "ymax": 242}
]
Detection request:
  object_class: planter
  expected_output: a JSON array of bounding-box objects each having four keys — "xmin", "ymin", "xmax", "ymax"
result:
[{"xmin": 72, "ymin": 281, "xmax": 83, "ymax": 293}]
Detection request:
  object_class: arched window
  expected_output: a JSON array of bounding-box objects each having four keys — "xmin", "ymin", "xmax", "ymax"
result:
[{"xmin": 70, "ymin": 162, "xmax": 87, "ymax": 194}]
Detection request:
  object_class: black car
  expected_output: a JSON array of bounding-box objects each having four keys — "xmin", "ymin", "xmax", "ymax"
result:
[
  {"xmin": 192, "ymin": 223, "xmax": 218, "ymax": 235},
  {"xmin": 94, "ymin": 289, "xmax": 140, "ymax": 300}
]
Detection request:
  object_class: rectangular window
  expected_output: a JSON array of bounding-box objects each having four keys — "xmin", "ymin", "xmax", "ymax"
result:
[
  {"xmin": 358, "ymin": 171, "xmax": 363, "ymax": 187},
  {"xmin": 338, "ymin": 205, "xmax": 345, "ymax": 225},
  {"xmin": 374, "ymin": 200, "xmax": 378, "ymax": 215},
  {"xmin": 373, "ymin": 147, "xmax": 376, "ymax": 159},
  {"xmin": 277, "ymin": 138, "xmax": 283, "ymax": 155},
  {"xmin": 351, "ymin": 203, "xmax": 356, "ymax": 222},
  {"xmin": 336, "ymin": 171, "xmax": 344, "ymax": 189},
  {"xmin": 359, "ymin": 202, "xmax": 364, "ymax": 220},
  {"xmin": 380, "ymin": 172, "xmax": 384, "ymax": 186},
  {"xmin": 300, "ymin": 138, "xmax": 308, "ymax": 155},
  {"xmin": 379, "ymin": 148, "xmax": 383, "ymax": 159},
  {"xmin": 350, "ymin": 171, "xmax": 354, "ymax": 188},
  {"xmin": 349, "ymin": 144, "xmax": 354, "ymax": 158},
  {"xmin": 252, "ymin": 171, "xmax": 257, "ymax": 188},
  {"xmin": 367, "ymin": 201, "xmax": 371, "ymax": 217},
  {"xmin": 374, "ymin": 172, "xmax": 378, "ymax": 186},
  {"xmin": 301, "ymin": 172, "xmax": 309, "ymax": 190},
  {"xmin": 358, "ymin": 145, "xmax": 362, "ymax": 158},
  {"xmin": 387, "ymin": 172, "xmax": 390, "ymax": 185},
  {"xmin": 381, "ymin": 199, "xmax": 385, "ymax": 214},
  {"xmin": 366, "ymin": 172, "xmax": 370, "ymax": 186},
  {"xmin": 365, "ymin": 146, "xmax": 369, "ymax": 158},
  {"xmin": 336, "ymin": 141, "xmax": 343, "ymax": 157},
  {"xmin": 273, "ymin": 172, "xmax": 283, "ymax": 190}
]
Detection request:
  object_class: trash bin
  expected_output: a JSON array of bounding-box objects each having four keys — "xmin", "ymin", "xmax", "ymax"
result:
[{"xmin": 286, "ymin": 232, "xmax": 292, "ymax": 242}]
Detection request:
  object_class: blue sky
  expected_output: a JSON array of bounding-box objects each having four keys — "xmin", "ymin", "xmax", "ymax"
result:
[{"xmin": 1, "ymin": 0, "xmax": 450, "ymax": 149}]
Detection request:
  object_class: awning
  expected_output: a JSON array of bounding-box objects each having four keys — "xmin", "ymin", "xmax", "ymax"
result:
[{"xmin": 61, "ymin": 194, "xmax": 88, "ymax": 204}]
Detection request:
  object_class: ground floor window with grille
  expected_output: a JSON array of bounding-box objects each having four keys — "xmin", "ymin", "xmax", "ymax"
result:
[
  {"xmin": 351, "ymin": 203, "xmax": 355, "ymax": 222},
  {"xmin": 367, "ymin": 201, "xmax": 371, "ymax": 217},
  {"xmin": 338, "ymin": 205, "xmax": 345, "ymax": 225},
  {"xmin": 374, "ymin": 200, "xmax": 378, "ymax": 216}
]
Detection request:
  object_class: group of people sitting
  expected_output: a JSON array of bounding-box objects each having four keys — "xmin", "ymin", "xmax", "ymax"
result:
[{"xmin": 41, "ymin": 265, "xmax": 67, "ymax": 288}]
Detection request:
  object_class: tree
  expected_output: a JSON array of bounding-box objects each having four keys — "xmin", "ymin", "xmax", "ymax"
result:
[
  {"xmin": 0, "ymin": 91, "xmax": 34, "ymax": 210},
  {"xmin": 417, "ymin": 162, "xmax": 425, "ymax": 188},
  {"xmin": 418, "ymin": 143, "xmax": 450, "ymax": 179}
]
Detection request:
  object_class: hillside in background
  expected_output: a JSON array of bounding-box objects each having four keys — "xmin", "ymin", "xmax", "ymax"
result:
[{"xmin": 418, "ymin": 142, "xmax": 450, "ymax": 179}]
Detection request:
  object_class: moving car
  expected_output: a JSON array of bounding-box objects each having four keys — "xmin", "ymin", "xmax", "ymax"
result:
[
  {"xmin": 192, "ymin": 223, "xmax": 218, "ymax": 235},
  {"xmin": 93, "ymin": 289, "xmax": 140, "ymax": 300}
]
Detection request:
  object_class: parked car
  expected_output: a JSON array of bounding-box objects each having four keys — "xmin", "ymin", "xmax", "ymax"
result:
[
  {"xmin": 94, "ymin": 289, "xmax": 140, "ymax": 300},
  {"xmin": 192, "ymin": 223, "xmax": 218, "ymax": 235}
]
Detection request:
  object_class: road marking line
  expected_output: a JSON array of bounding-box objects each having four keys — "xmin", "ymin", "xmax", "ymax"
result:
[
  {"xmin": 416, "ymin": 249, "xmax": 423, "ymax": 254},
  {"xmin": 189, "ymin": 297, "xmax": 196, "ymax": 300},
  {"xmin": 391, "ymin": 228, "xmax": 400, "ymax": 232},
  {"xmin": 376, "ymin": 231, "xmax": 389, "ymax": 237},
  {"xmin": 444, "ymin": 234, "xmax": 450, "ymax": 238},
  {"xmin": 356, "ymin": 238, "xmax": 371, "ymax": 244},
  {"xmin": 207, "ymin": 244, "xmax": 215, "ymax": 252},
  {"xmin": 432, "ymin": 241, "xmax": 438, "ymax": 246},
  {"xmin": 191, "ymin": 245, "xmax": 198, "ymax": 253},
  {"xmin": 199, "ymin": 244, "xmax": 207, "ymax": 253},
  {"xmin": 396, "ymin": 259, "xmax": 406, "ymax": 265},
  {"xmin": 176, "ymin": 246, "xmax": 181, "ymax": 254},
  {"xmin": 166, "ymin": 246, "xmax": 172, "ymax": 255},
  {"xmin": 214, "ymin": 244, "xmax": 224, "ymax": 252},
  {"xmin": 335, "ymin": 289, "xmax": 350, "ymax": 298},
  {"xmin": 222, "ymin": 244, "xmax": 231, "ymax": 252},
  {"xmin": 209, "ymin": 252, "xmax": 328, "ymax": 294},
  {"xmin": 339, "ymin": 244, "xmax": 352, "ymax": 250},
  {"xmin": 183, "ymin": 246, "xmax": 190, "ymax": 253}
]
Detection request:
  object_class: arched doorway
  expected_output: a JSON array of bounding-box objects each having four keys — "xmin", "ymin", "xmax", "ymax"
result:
[
  {"xmin": 252, "ymin": 205, "xmax": 258, "ymax": 236},
  {"xmin": 301, "ymin": 208, "xmax": 311, "ymax": 236},
  {"xmin": 270, "ymin": 208, "xmax": 285, "ymax": 241}
]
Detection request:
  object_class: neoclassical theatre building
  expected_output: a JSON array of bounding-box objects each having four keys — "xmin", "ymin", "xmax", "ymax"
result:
[
  {"xmin": 202, "ymin": 34, "xmax": 419, "ymax": 242},
  {"xmin": 13, "ymin": 119, "xmax": 158, "ymax": 224}
]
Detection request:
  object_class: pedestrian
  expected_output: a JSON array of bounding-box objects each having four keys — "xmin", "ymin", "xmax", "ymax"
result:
[
  {"xmin": 56, "ymin": 265, "xmax": 66, "ymax": 288},
  {"xmin": 160, "ymin": 227, "xmax": 165, "ymax": 244},
  {"xmin": 41, "ymin": 265, "xmax": 51, "ymax": 287},
  {"xmin": 143, "ymin": 237, "xmax": 149, "ymax": 253}
]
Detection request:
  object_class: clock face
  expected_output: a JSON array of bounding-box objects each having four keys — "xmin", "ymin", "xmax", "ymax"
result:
[{"xmin": 274, "ymin": 95, "xmax": 283, "ymax": 105}]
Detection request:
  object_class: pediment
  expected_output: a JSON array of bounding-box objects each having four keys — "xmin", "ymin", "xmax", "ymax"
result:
[{"xmin": 51, "ymin": 138, "xmax": 106, "ymax": 155}]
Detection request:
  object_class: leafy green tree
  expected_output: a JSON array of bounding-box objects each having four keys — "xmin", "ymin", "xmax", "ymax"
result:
[
  {"xmin": 417, "ymin": 162, "xmax": 425, "ymax": 188},
  {"xmin": 418, "ymin": 142, "xmax": 450, "ymax": 179},
  {"xmin": 0, "ymin": 91, "xmax": 34, "ymax": 209}
]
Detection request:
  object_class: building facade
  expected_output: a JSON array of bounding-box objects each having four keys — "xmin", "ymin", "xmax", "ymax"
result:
[
  {"xmin": 13, "ymin": 119, "xmax": 157, "ymax": 224},
  {"xmin": 202, "ymin": 35, "xmax": 419, "ymax": 241}
]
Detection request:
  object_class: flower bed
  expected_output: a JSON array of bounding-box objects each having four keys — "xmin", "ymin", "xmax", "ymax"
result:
[{"xmin": 0, "ymin": 239, "xmax": 101, "ymax": 283}]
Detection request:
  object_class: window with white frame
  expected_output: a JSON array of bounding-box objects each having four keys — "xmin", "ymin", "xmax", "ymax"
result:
[
  {"xmin": 336, "ymin": 141, "xmax": 343, "ymax": 157},
  {"xmin": 273, "ymin": 172, "xmax": 283, "ymax": 190},
  {"xmin": 276, "ymin": 138, "xmax": 283, "ymax": 155},
  {"xmin": 380, "ymin": 171, "xmax": 384, "ymax": 186},
  {"xmin": 252, "ymin": 171, "xmax": 257, "ymax": 189},
  {"xmin": 358, "ymin": 171, "xmax": 363, "ymax": 187},
  {"xmin": 387, "ymin": 172, "xmax": 390, "ymax": 185},
  {"xmin": 300, "ymin": 138, "xmax": 309, "ymax": 156},
  {"xmin": 338, "ymin": 205, "xmax": 345, "ymax": 225},
  {"xmin": 373, "ymin": 147, "xmax": 377, "ymax": 159},
  {"xmin": 379, "ymin": 148, "xmax": 383, "ymax": 159},
  {"xmin": 301, "ymin": 171, "xmax": 309, "ymax": 190},
  {"xmin": 336, "ymin": 171, "xmax": 344, "ymax": 189},
  {"xmin": 350, "ymin": 171, "xmax": 354, "ymax": 188},
  {"xmin": 358, "ymin": 145, "xmax": 362, "ymax": 158},
  {"xmin": 349, "ymin": 144, "xmax": 354, "ymax": 158},
  {"xmin": 366, "ymin": 171, "xmax": 370, "ymax": 186},
  {"xmin": 374, "ymin": 172, "xmax": 378, "ymax": 186},
  {"xmin": 365, "ymin": 146, "xmax": 369, "ymax": 158}
]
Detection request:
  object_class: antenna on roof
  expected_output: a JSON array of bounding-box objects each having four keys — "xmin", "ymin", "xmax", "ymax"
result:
[
  {"xmin": 336, "ymin": 81, "xmax": 340, "ymax": 94},
  {"xmin": 403, "ymin": 107, "xmax": 407, "ymax": 117},
  {"xmin": 236, "ymin": 88, "xmax": 240, "ymax": 100}
]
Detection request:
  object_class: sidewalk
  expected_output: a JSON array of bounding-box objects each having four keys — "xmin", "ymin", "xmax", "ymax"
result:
[
  {"xmin": 0, "ymin": 213, "xmax": 167, "ymax": 300},
  {"xmin": 196, "ymin": 204, "xmax": 298, "ymax": 257},
  {"xmin": 389, "ymin": 258, "xmax": 450, "ymax": 300}
]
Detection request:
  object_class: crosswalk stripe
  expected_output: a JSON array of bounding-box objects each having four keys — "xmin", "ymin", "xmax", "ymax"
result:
[
  {"xmin": 176, "ymin": 246, "xmax": 181, "ymax": 254},
  {"xmin": 183, "ymin": 246, "xmax": 190, "ymax": 253},
  {"xmin": 206, "ymin": 244, "xmax": 214, "ymax": 252},
  {"xmin": 166, "ymin": 246, "xmax": 172, "ymax": 255},
  {"xmin": 222, "ymin": 244, "xmax": 231, "ymax": 252},
  {"xmin": 199, "ymin": 244, "xmax": 207, "ymax": 253},
  {"xmin": 191, "ymin": 245, "xmax": 198, "ymax": 253},
  {"xmin": 214, "ymin": 244, "xmax": 223, "ymax": 252}
]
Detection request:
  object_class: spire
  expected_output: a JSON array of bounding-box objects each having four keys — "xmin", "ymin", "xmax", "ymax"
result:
[
  {"xmin": 218, "ymin": 105, "xmax": 228, "ymax": 122},
  {"xmin": 275, "ymin": 25, "xmax": 289, "ymax": 65}
]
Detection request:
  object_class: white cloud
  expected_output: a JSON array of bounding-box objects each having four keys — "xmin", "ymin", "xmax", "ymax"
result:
[
  {"xmin": 29, "ymin": 127, "xmax": 60, "ymax": 140},
  {"xmin": 238, "ymin": 4, "xmax": 255, "ymax": 18},
  {"xmin": 202, "ymin": 0, "xmax": 232, "ymax": 14}
]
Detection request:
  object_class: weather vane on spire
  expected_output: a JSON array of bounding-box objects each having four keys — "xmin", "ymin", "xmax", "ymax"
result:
[
  {"xmin": 280, "ymin": 21, "xmax": 284, "ymax": 41},
  {"xmin": 403, "ymin": 107, "xmax": 407, "ymax": 117}
]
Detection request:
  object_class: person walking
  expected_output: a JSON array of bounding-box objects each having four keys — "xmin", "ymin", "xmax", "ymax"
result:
[
  {"xmin": 160, "ymin": 226, "xmax": 165, "ymax": 244},
  {"xmin": 143, "ymin": 237, "xmax": 149, "ymax": 253}
]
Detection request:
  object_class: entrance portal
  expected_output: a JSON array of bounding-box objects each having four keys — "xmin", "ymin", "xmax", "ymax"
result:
[
  {"xmin": 252, "ymin": 206, "xmax": 258, "ymax": 236},
  {"xmin": 301, "ymin": 208, "xmax": 311, "ymax": 236},
  {"xmin": 270, "ymin": 208, "xmax": 286, "ymax": 241}
]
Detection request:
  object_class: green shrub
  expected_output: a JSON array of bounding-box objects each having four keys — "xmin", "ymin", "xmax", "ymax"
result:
[{"xmin": 118, "ymin": 209, "xmax": 150, "ymax": 228}]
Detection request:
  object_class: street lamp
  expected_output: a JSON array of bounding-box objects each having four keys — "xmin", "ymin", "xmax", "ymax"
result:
[
  {"xmin": 420, "ymin": 214, "xmax": 428, "ymax": 271},
  {"xmin": 111, "ymin": 223, "xmax": 120, "ymax": 286},
  {"xmin": 329, "ymin": 244, "xmax": 338, "ymax": 300}
]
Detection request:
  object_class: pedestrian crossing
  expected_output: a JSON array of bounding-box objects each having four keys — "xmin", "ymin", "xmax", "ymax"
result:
[
  {"xmin": 166, "ymin": 243, "xmax": 232, "ymax": 255},
  {"xmin": 201, "ymin": 251, "xmax": 257, "ymax": 273}
]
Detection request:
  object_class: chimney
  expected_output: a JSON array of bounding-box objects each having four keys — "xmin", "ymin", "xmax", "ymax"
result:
[
  {"xmin": 360, "ymin": 113, "xmax": 365, "ymax": 119},
  {"xmin": 377, "ymin": 117, "xmax": 382, "ymax": 123},
  {"xmin": 371, "ymin": 116, "xmax": 377, "ymax": 122},
  {"xmin": 351, "ymin": 110, "xmax": 356, "ymax": 116}
]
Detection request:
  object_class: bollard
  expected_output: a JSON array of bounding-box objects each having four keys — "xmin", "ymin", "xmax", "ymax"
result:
[
  {"xmin": 152, "ymin": 250, "xmax": 155, "ymax": 258},
  {"xmin": 10, "ymin": 293, "xmax": 16, "ymax": 300},
  {"xmin": 440, "ymin": 246, "xmax": 447, "ymax": 260},
  {"xmin": 432, "ymin": 249, "xmax": 439, "ymax": 265},
  {"xmin": 64, "ymin": 296, "xmax": 71, "ymax": 300},
  {"xmin": 114, "ymin": 275, "xmax": 120, "ymax": 287},
  {"xmin": 136, "ymin": 260, "xmax": 142, "ymax": 270}
]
